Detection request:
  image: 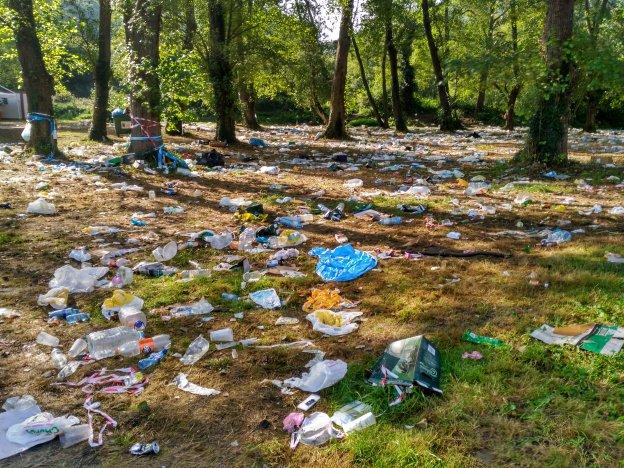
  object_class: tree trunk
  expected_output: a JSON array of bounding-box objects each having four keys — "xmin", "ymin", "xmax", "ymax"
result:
[
  {"xmin": 521, "ymin": 0, "xmax": 575, "ymax": 165},
  {"xmin": 310, "ymin": 92, "xmax": 328, "ymax": 124},
  {"xmin": 351, "ymin": 33, "xmax": 386, "ymax": 128},
  {"xmin": 7, "ymin": 0, "xmax": 55, "ymax": 154},
  {"xmin": 475, "ymin": 6, "xmax": 495, "ymax": 115},
  {"xmin": 89, "ymin": 0, "xmax": 112, "ymax": 141},
  {"xmin": 322, "ymin": 0, "xmax": 354, "ymax": 139},
  {"xmin": 504, "ymin": 0, "xmax": 521, "ymax": 131},
  {"xmin": 399, "ymin": 25, "xmax": 417, "ymax": 117},
  {"xmin": 123, "ymin": 0, "xmax": 163, "ymax": 154},
  {"xmin": 385, "ymin": 11, "xmax": 407, "ymax": 132},
  {"xmin": 475, "ymin": 69, "xmax": 488, "ymax": 114},
  {"xmin": 583, "ymin": 90, "xmax": 601, "ymax": 133},
  {"xmin": 239, "ymin": 84, "xmax": 262, "ymax": 130},
  {"xmin": 421, "ymin": 0, "xmax": 459, "ymax": 131},
  {"xmin": 208, "ymin": 0, "xmax": 237, "ymax": 143},
  {"xmin": 505, "ymin": 84, "xmax": 521, "ymax": 130},
  {"xmin": 166, "ymin": 0, "xmax": 196, "ymax": 136},
  {"xmin": 381, "ymin": 47, "xmax": 389, "ymax": 126}
]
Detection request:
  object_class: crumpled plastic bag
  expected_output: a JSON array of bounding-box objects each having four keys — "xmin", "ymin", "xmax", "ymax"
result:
[
  {"xmin": 26, "ymin": 198, "xmax": 56, "ymax": 215},
  {"xmin": 101, "ymin": 290, "xmax": 143, "ymax": 320},
  {"xmin": 49, "ymin": 265, "xmax": 108, "ymax": 293},
  {"xmin": 309, "ymin": 244, "xmax": 377, "ymax": 282},
  {"xmin": 152, "ymin": 240, "xmax": 178, "ymax": 262},
  {"xmin": 284, "ymin": 359, "xmax": 348, "ymax": 392},
  {"xmin": 37, "ymin": 287, "xmax": 69, "ymax": 309},
  {"xmin": 290, "ymin": 412, "xmax": 344, "ymax": 449},
  {"xmin": 171, "ymin": 373, "xmax": 220, "ymax": 397},
  {"xmin": 250, "ymin": 288, "xmax": 281, "ymax": 309},
  {"xmin": 306, "ymin": 310, "xmax": 362, "ymax": 336},
  {"xmin": 303, "ymin": 288, "xmax": 343, "ymax": 312},
  {"xmin": 268, "ymin": 230, "xmax": 308, "ymax": 248},
  {"xmin": 6, "ymin": 412, "xmax": 79, "ymax": 446}
]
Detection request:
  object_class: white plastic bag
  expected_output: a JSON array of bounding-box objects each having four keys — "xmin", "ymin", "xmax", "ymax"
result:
[
  {"xmin": 21, "ymin": 123, "xmax": 32, "ymax": 142},
  {"xmin": 250, "ymin": 289, "xmax": 281, "ymax": 309},
  {"xmin": 284, "ymin": 359, "xmax": 348, "ymax": 392},
  {"xmin": 207, "ymin": 232, "xmax": 233, "ymax": 250},
  {"xmin": 26, "ymin": 198, "xmax": 56, "ymax": 215},
  {"xmin": 37, "ymin": 287, "xmax": 69, "ymax": 309},
  {"xmin": 49, "ymin": 265, "xmax": 108, "ymax": 293},
  {"xmin": 152, "ymin": 241, "xmax": 178, "ymax": 262},
  {"xmin": 305, "ymin": 310, "xmax": 362, "ymax": 336},
  {"xmin": 6, "ymin": 412, "xmax": 79, "ymax": 446},
  {"xmin": 290, "ymin": 412, "xmax": 344, "ymax": 448}
]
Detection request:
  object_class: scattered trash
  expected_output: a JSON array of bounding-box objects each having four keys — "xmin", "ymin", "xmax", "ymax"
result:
[
  {"xmin": 462, "ymin": 330, "xmax": 505, "ymax": 347},
  {"xmin": 331, "ymin": 401, "xmax": 376, "ymax": 433},
  {"xmin": 306, "ymin": 309, "xmax": 362, "ymax": 336},
  {"xmin": 152, "ymin": 241, "xmax": 178, "ymax": 262},
  {"xmin": 284, "ymin": 359, "xmax": 348, "ymax": 392},
  {"xmin": 180, "ymin": 335, "xmax": 210, "ymax": 365},
  {"xmin": 368, "ymin": 336, "xmax": 442, "ymax": 401},
  {"xmin": 462, "ymin": 351, "xmax": 483, "ymax": 360},
  {"xmin": 26, "ymin": 198, "xmax": 56, "ymax": 215},
  {"xmin": 171, "ymin": 373, "xmax": 220, "ymax": 396},
  {"xmin": 606, "ymin": 252, "xmax": 624, "ymax": 263},
  {"xmin": 289, "ymin": 412, "xmax": 344, "ymax": 448},
  {"xmin": 36, "ymin": 331, "xmax": 59, "ymax": 347},
  {"xmin": 129, "ymin": 441, "xmax": 160, "ymax": 456},
  {"xmin": 309, "ymin": 244, "xmax": 377, "ymax": 282},
  {"xmin": 531, "ymin": 323, "xmax": 623, "ymax": 355},
  {"xmin": 250, "ymin": 289, "xmax": 281, "ymax": 309}
]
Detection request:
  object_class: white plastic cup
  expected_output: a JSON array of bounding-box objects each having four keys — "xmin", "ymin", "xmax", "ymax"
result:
[{"xmin": 210, "ymin": 327, "xmax": 234, "ymax": 342}]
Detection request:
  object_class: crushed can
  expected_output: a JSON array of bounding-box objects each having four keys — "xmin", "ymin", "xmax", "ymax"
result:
[{"xmin": 129, "ymin": 441, "xmax": 160, "ymax": 455}]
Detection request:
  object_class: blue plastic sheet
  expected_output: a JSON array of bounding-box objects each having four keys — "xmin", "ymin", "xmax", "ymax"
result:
[{"xmin": 309, "ymin": 244, "xmax": 377, "ymax": 282}]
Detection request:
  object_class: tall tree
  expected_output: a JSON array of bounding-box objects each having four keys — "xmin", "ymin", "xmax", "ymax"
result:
[
  {"xmin": 520, "ymin": 0, "xmax": 575, "ymax": 164},
  {"xmin": 123, "ymin": 0, "xmax": 163, "ymax": 154},
  {"xmin": 165, "ymin": 0, "xmax": 197, "ymax": 136},
  {"xmin": 421, "ymin": 0, "xmax": 460, "ymax": 131},
  {"xmin": 322, "ymin": 0, "xmax": 354, "ymax": 139},
  {"xmin": 504, "ymin": 0, "xmax": 522, "ymax": 130},
  {"xmin": 6, "ymin": 0, "xmax": 55, "ymax": 154},
  {"xmin": 475, "ymin": 2, "xmax": 497, "ymax": 114},
  {"xmin": 207, "ymin": 0, "xmax": 237, "ymax": 143},
  {"xmin": 399, "ymin": 23, "xmax": 418, "ymax": 117},
  {"xmin": 88, "ymin": 0, "xmax": 112, "ymax": 141},
  {"xmin": 384, "ymin": 0, "xmax": 407, "ymax": 131},
  {"xmin": 352, "ymin": 32, "xmax": 387, "ymax": 128},
  {"xmin": 581, "ymin": 0, "xmax": 612, "ymax": 132}
]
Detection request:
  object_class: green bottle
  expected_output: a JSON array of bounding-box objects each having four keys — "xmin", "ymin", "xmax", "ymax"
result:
[{"xmin": 462, "ymin": 330, "xmax": 505, "ymax": 347}]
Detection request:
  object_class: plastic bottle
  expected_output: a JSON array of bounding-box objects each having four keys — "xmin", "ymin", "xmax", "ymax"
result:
[
  {"xmin": 138, "ymin": 348, "xmax": 168, "ymax": 370},
  {"xmin": 221, "ymin": 293, "xmax": 239, "ymax": 302},
  {"xmin": 51, "ymin": 348, "xmax": 68, "ymax": 369},
  {"xmin": 118, "ymin": 335, "xmax": 171, "ymax": 357},
  {"xmin": 68, "ymin": 338, "xmax": 87, "ymax": 358},
  {"xmin": 36, "ymin": 331, "xmax": 60, "ymax": 347},
  {"xmin": 118, "ymin": 307, "xmax": 147, "ymax": 330},
  {"xmin": 379, "ymin": 216, "xmax": 403, "ymax": 226},
  {"xmin": 86, "ymin": 326, "xmax": 142, "ymax": 360},
  {"xmin": 276, "ymin": 216, "xmax": 303, "ymax": 229},
  {"xmin": 57, "ymin": 361, "xmax": 81, "ymax": 380}
]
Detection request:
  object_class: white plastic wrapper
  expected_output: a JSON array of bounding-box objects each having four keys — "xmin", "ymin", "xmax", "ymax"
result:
[
  {"xmin": 284, "ymin": 359, "xmax": 348, "ymax": 392},
  {"xmin": 305, "ymin": 310, "xmax": 362, "ymax": 336}
]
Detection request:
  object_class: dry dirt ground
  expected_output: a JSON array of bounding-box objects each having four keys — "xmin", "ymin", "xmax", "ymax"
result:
[{"xmin": 0, "ymin": 121, "xmax": 623, "ymax": 467}]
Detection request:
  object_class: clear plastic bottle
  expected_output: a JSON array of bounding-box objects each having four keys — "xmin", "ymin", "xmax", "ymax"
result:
[
  {"xmin": 68, "ymin": 338, "xmax": 87, "ymax": 357},
  {"xmin": 51, "ymin": 348, "xmax": 68, "ymax": 369},
  {"xmin": 379, "ymin": 216, "xmax": 403, "ymax": 225},
  {"xmin": 118, "ymin": 307, "xmax": 147, "ymax": 330},
  {"xmin": 86, "ymin": 326, "xmax": 141, "ymax": 360},
  {"xmin": 118, "ymin": 334, "xmax": 171, "ymax": 357}
]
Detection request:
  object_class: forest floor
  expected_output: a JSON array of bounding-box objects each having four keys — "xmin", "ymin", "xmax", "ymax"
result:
[{"xmin": 0, "ymin": 121, "xmax": 623, "ymax": 467}]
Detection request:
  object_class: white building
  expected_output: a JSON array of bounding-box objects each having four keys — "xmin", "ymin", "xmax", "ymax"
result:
[{"xmin": 0, "ymin": 86, "xmax": 28, "ymax": 120}]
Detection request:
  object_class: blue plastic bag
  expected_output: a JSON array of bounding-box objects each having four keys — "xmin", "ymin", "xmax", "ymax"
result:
[{"xmin": 309, "ymin": 244, "xmax": 377, "ymax": 282}]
